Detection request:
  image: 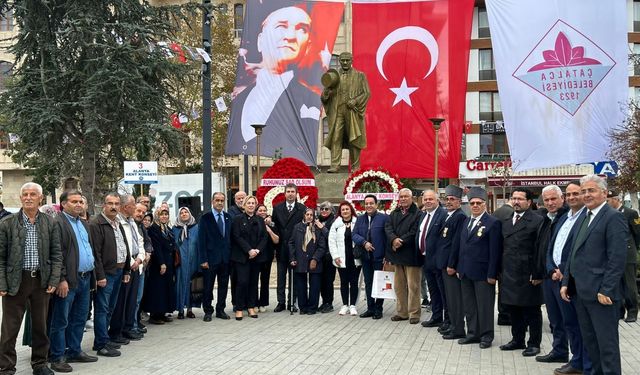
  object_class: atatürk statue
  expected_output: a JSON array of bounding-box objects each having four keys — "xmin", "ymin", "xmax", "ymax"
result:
[{"xmin": 321, "ymin": 52, "xmax": 370, "ymax": 172}]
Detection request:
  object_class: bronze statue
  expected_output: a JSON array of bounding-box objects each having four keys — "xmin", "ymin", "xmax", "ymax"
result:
[{"xmin": 321, "ymin": 52, "xmax": 370, "ymax": 172}]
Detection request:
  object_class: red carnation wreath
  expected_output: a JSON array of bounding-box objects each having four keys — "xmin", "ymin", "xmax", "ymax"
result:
[
  {"xmin": 343, "ymin": 168, "xmax": 403, "ymax": 215},
  {"xmin": 256, "ymin": 157, "xmax": 318, "ymax": 214}
]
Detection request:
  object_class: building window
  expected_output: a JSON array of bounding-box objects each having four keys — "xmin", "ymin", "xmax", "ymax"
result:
[
  {"xmin": 480, "ymin": 134, "xmax": 509, "ymax": 156},
  {"xmin": 478, "ymin": 7, "xmax": 490, "ymax": 38},
  {"xmin": 233, "ymin": 3, "xmax": 244, "ymax": 38},
  {"xmin": 0, "ymin": 8, "xmax": 13, "ymax": 32},
  {"xmin": 634, "ymin": 44, "xmax": 640, "ymax": 76},
  {"xmin": 635, "ymin": 1, "xmax": 640, "ymax": 32},
  {"xmin": 479, "ymin": 92, "xmax": 502, "ymax": 121},
  {"xmin": 479, "ymin": 49, "xmax": 495, "ymax": 80},
  {"xmin": 0, "ymin": 61, "xmax": 12, "ymax": 91}
]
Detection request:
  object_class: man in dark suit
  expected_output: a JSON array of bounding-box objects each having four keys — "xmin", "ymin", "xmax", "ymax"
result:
[
  {"xmin": 418, "ymin": 190, "xmax": 448, "ymax": 329},
  {"xmin": 352, "ymin": 194, "xmax": 389, "ymax": 320},
  {"xmin": 540, "ymin": 181, "xmax": 591, "ymax": 375},
  {"xmin": 269, "ymin": 183, "xmax": 306, "ymax": 312},
  {"xmin": 49, "ymin": 191, "xmax": 98, "ymax": 372},
  {"xmin": 561, "ymin": 175, "xmax": 628, "ymax": 375},
  {"xmin": 607, "ymin": 190, "xmax": 640, "ymax": 323},
  {"xmin": 198, "ymin": 192, "xmax": 232, "ymax": 322},
  {"xmin": 456, "ymin": 187, "xmax": 502, "ymax": 349},
  {"xmin": 385, "ymin": 188, "xmax": 422, "ymax": 324},
  {"xmin": 499, "ymin": 188, "xmax": 545, "ymax": 356},
  {"xmin": 437, "ymin": 185, "xmax": 467, "ymax": 340}
]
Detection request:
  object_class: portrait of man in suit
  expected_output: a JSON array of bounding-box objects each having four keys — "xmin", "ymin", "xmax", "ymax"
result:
[
  {"xmin": 561, "ymin": 174, "xmax": 628, "ymax": 375},
  {"xmin": 226, "ymin": 1, "xmax": 343, "ymax": 165}
]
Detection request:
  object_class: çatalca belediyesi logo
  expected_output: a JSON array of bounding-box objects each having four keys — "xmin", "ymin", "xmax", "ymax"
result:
[{"xmin": 513, "ymin": 20, "xmax": 615, "ymax": 116}]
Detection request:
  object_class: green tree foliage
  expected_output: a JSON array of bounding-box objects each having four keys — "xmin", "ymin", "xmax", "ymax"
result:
[
  {"xmin": 167, "ymin": 7, "xmax": 237, "ymax": 172},
  {"xmin": 0, "ymin": 0, "xmax": 201, "ymax": 211}
]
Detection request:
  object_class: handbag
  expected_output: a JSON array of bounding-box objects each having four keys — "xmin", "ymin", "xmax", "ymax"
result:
[
  {"xmin": 173, "ymin": 249, "xmax": 181, "ymax": 268},
  {"xmin": 353, "ymin": 245, "xmax": 365, "ymax": 259},
  {"xmin": 371, "ymin": 263, "xmax": 396, "ymax": 300},
  {"xmin": 190, "ymin": 271, "xmax": 205, "ymax": 307}
]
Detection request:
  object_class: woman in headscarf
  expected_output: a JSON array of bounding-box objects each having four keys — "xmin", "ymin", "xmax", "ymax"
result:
[
  {"xmin": 172, "ymin": 207, "xmax": 199, "ymax": 319},
  {"xmin": 143, "ymin": 207, "xmax": 178, "ymax": 324},
  {"xmin": 289, "ymin": 208, "xmax": 327, "ymax": 315},
  {"xmin": 256, "ymin": 204, "xmax": 279, "ymax": 312},
  {"xmin": 317, "ymin": 201, "xmax": 337, "ymax": 313},
  {"xmin": 230, "ymin": 196, "xmax": 267, "ymax": 320},
  {"xmin": 142, "ymin": 213, "xmax": 153, "ymax": 229},
  {"xmin": 328, "ymin": 201, "xmax": 361, "ymax": 316}
]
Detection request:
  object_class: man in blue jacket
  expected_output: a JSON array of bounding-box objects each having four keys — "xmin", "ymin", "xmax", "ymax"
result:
[
  {"xmin": 198, "ymin": 192, "xmax": 232, "ymax": 322},
  {"xmin": 352, "ymin": 195, "xmax": 389, "ymax": 320}
]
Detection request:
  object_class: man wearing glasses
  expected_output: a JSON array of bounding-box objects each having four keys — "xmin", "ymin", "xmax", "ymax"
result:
[{"xmin": 455, "ymin": 187, "xmax": 502, "ymax": 349}]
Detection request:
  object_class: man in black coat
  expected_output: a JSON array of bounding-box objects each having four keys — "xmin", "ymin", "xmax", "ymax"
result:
[
  {"xmin": 49, "ymin": 191, "xmax": 98, "ymax": 372},
  {"xmin": 456, "ymin": 187, "xmax": 502, "ymax": 349},
  {"xmin": 607, "ymin": 190, "xmax": 640, "ymax": 323},
  {"xmin": 197, "ymin": 192, "xmax": 232, "ymax": 322},
  {"xmin": 385, "ymin": 188, "xmax": 421, "ymax": 324},
  {"xmin": 227, "ymin": 191, "xmax": 246, "ymax": 220},
  {"xmin": 438, "ymin": 185, "xmax": 467, "ymax": 340},
  {"xmin": 268, "ymin": 183, "xmax": 306, "ymax": 312},
  {"xmin": 561, "ymin": 175, "xmax": 628, "ymax": 375},
  {"xmin": 418, "ymin": 190, "xmax": 447, "ymax": 328},
  {"xmin": 498, "ymin": 187, "xmax": 544, "ymax": 356}
]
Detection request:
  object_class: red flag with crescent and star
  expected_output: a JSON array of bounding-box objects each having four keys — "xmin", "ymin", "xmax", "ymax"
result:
[{"xmin": 353, "ymin": 0, "xmax": 474, "ymax": 178}]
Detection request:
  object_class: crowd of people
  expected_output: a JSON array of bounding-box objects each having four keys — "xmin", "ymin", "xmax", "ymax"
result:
[{"xmin": 0, "ymin": 175, "xmax": 637, "ymax": 375}]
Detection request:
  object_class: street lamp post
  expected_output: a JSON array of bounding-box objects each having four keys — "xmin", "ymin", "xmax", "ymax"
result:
[
  {"xmin": 202, "ymin": 0, "xmax": 212, "ymax": 212},
  {"xmin": 429, "ymin": 118, "xmax": 445, "ymax": 192},
  {"xmin": 251, "ymin": 124, "xmax": 266, "ymax": 189}
]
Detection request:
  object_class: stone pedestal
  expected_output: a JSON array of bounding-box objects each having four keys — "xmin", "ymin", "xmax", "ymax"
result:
[{"xmin": 314, "ymin": 172, "xmax": 349, "ymax": 202}]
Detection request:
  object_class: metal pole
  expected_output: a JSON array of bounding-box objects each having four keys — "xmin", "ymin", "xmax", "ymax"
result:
[
  {"xmin": 243, "ymin": 154, "xmax": 249, "ymax": 193},
  {"xmin": 429, "ymin": 118, "xmax": 445, "ymax": 192},
  {"xmin": 251, "ymin": 124, "xmax": 266, "ymax": 189},
  {"xmin": 202, "ymin": 0, "xmax": 212, "ymax": 213}
]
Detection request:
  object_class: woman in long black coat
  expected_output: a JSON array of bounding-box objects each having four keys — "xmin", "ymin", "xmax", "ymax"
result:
[
  {"xmin": 231, "ymin": 196, "xmax": 268, "ymax": 320},
  {"xmin": 256, "ymin": 204, "xmax": 279, "ymax": 312},
  {"xmin": 143, "ymin": 207, "xmax": 178, "ymax": 324},
  {"xmin": 289, "ymin": 208, "xmax": 327, "ymax": 315}
]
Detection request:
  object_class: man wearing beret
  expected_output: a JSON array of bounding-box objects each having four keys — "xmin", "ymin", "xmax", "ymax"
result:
[
  {"xmin": 437, "ymin": 185, "xmax": 468, "ymax": 340},
  {"xmin": 455, "ymin": 187, "xmax": 502, "ymax": 349}
]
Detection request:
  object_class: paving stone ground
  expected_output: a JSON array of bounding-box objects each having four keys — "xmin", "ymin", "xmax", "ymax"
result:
[{"xmin": 3, "ymin": 286, "xmax": 640, "ymax": 375}]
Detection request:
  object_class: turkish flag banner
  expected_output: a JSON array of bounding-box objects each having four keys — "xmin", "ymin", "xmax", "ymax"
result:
[{"xmin": 354, "ymin": 0, "xmax": 474, "ymax": 178}]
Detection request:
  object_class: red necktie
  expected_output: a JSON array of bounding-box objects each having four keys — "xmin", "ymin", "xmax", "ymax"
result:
[{"xmin": 419, "ymin": 213, "xmax": 431, "ymax": 255}]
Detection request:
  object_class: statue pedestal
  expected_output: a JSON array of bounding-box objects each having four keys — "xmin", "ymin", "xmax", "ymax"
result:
[{"xmin": 314, "ymin": 172, "xmax": 349, "ymax": 201}]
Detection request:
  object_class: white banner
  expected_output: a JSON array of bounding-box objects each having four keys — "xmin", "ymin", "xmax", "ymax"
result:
[
  {"xmin": 486, "ymin": 0, "xmax": 628, "ymax": 171},
  {"xmin": 345, "ymin": 192, "xmax": 398, "ymax": 201},
  {"xmin": 124, "ymin": 161, "xmax": 158, "ymax": 184},
  {"xmin": 260, "ymin": 178, "xmax": 315, "ymax": 187}
]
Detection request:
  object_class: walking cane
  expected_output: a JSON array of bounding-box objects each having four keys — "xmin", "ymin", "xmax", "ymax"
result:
[{"xmin": 289, "ymin": 267, "xmax": 294, "ymax": 315}]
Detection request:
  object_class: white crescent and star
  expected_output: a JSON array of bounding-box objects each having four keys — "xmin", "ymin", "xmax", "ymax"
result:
[{"xmin": 376, "ymin": 26, "xmax": 439, "ymax": 107}]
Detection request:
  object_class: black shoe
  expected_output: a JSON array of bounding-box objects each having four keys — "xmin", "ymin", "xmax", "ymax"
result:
[
  {"xmin": 535, "ymin": 352, "xmax": 569, "ymax": 363},
  {"xmin": 123, "ymin": 330, "xmax": 143, "ymax": 340},
  {"xmin": 216, "ymin": 311, "xmax": 231, "ymax": 320},
  {"xmin": 359, "ymin": 310, "xmax": 374, "ymax": 318},
  {"xmin": 421, "ymin": 318, "xmax": 443, "ymax": 328},
  {"xmin": 299, "ymin": 310, "xmax": 307, "ymax": 315},
  {"xmin": 50, "ymin": 360, "xmax": 72, "ymax": 373},
  {"xmin": 96, "ymin": 347, "xmax": 121, "ymax": 357},
  {"xmin": 458, "ymin": 336, "xmax": 481, "ymax": 345},
  {"xmin": 624, "ymin": 314, "xmax": 637, "ymax": 323},
  {"xmin": 421, "ymin": 298, "xmax": 430, "ymax": 307},
  {"xmin": 162, "ymin": 315, "xmax": 173, "ymax": 322},
  {"xmin": 137, "ymin": 326, "xmax": 147, "ymax": 334},
  {"xmin": 500, "ymin": 341, "xmax": 526, "ymax": 351},
  {"xmin": 442, "ymin": 333, "xmax": 466, "ymax": 340},
  {"xmin": 288, "ymin": 305, "xmax": 298, "ymax": 313},
  {"xmin": 522, "ymin": 347, "xmax": 541, "ymax": 357},
  {"xmin": 320, "ymin": 305, "xmax": 334, "ymax": 313},
  {"xmin": 439, "ymin": 328, "xmax": 452, "ymax": 336},
  {"xmin": 307, "ymin": 310, "xmax": 317, "ymax": 315},
  {"xmin": 372, "ymin": 312, "xmax": 383, "ymax": 320},
  {"xmin": 553, "ymin": 364, "xmax": 583, "ymax": 374},
  {"xmin": 109, "ymin": 336, "xmax": 130, "ymax": 345},
  {"xmin": 274, "ymin": 303, "xmax": 286, "ymax": 313},
  {"xmin": 105, "ymin": 342, "xmax": 121, "ymax": 349},
  {"xmin": 148, "ymin": 317, "xmax": 165, "ymax": 325},
  {"xmin": 32, "ymin": 366, "xmax": 54, "ymax": 375},
  {"xmin": 203, "ymin": 314, "xmax": 212, "ymax": 322},
  {"xmin": 66, "ymin": 352, "xmax": 98, "ymax": 363},
  {"xmin": 479, "ymin": 341, "xmax": 492, "ymax": 349},
  {"xmin": 437, "ymin": 323, "xmax": 451, "ymax": 333},
  {"xmin": 177, "ymin": 312, "xmax": 185, "ymax": 319}
]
